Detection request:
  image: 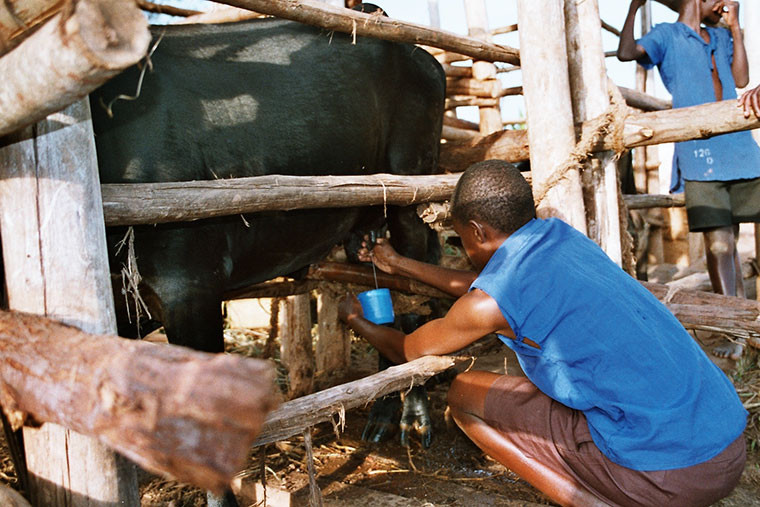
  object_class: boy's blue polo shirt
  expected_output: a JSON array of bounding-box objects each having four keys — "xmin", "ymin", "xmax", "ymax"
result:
[
  {"xmin": 471, "ymin": 218, "xmax": 747, "ymax": 471},
  {"xmin": 637, "ymin": 22, "xmax": 760, "ymax": 192}
]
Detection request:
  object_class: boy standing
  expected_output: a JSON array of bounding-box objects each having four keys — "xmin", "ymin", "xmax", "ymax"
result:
[
  {"xmin": 339, "ymin": 160, "xmax": 746, "ymax": 506},
  {"xmin": 618, "ymin": 0, "xmax": 760, "ymax": 360}
]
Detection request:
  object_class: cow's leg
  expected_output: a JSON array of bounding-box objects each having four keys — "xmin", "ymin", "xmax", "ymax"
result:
[{"xmin": 160, "ymin": 289, "xmax": 225, "ymax": 353}]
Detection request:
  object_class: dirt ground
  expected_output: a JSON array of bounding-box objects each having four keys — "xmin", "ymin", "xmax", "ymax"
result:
[{"xmin": 3, "ymin": 330, "xmax": 757, "ymax": 507}]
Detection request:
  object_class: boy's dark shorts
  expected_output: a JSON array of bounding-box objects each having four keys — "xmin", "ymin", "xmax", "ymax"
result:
[
  {"xmin": 483, "ymin": 376, "xmax": 746, "ymax": 506},
  {"xmin": 684, "ymin": 177, "xmax": 760, "ymax": 232}
]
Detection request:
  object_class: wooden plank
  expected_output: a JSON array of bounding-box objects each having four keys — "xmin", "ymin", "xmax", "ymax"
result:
[
  {"xmin": 0, "ymin": 99, "xmax": 139, "ymax": 505},
  {"xmin": 215, "ymin": 0, "xmax": 520, "ymax": 64},
  {"xmin": 0, "ymin": 309, "xmax": 278, "ymax": 494},
  {"xmin": 316, "ymin": 290, "xmax": 351, "ymax": 377},
  {"xmin": 0, "ymin": 0, "xmax": 149, "ymax": 137},
  {"xmin": 253, "ymin": 355, "xmax": 465, "ymax": 446}
]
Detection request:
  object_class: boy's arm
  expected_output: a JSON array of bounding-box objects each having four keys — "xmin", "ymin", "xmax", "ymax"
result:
[
  {"xmin": 723, "ymin": 1, "xmax": 749, "ymax": 88},
  {"xmin": 360, "ymin": 238, "xmax": 477, "ymax": 298},
  {"xmin": 617, "ymin": 0, "xmax": 648, "ymax": 62},
  {"xmin": 339, "ymin": 289, "xmax": 512, "ymax": 364}
]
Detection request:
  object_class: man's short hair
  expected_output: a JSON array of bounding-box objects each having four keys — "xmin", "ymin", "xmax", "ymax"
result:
[{"xmin": 450, "ymin": 160, "xmax": 536, "ymax": 235}]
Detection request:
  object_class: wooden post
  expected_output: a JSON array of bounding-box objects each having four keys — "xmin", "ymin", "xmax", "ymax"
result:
[
  {"xmin": 517, "ymin": 0, "xmax": 587, "ymax": 233},
  {"xmin": 0, "ymin": 100, "xmax": 139, "ymax": 504},
  {"xmin": 316, "ymin": 289, "xmax": 351, "ymax": 379},
  {"xmin": 742, "ymin": 0, "xmax": 760, "ymax": 295},
  {"xmin": 564, "ymin": 0, "xmax": 622, "ymax": 265},
  {"xmin": 464, "ymin": 0, "xmax": 502, "ymax": 135},
  {"xmin": 280, "ymin": 294, "xmax": 314, "ymax": 399}
]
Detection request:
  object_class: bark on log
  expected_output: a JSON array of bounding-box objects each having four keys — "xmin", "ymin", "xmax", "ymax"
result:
[
  {"xmin": 136, "ymin": 0, "xmax": 201, "ymax": 17},
  {"xmin": 619, "ymin": 86, "xmax": 671, "ymax": 111},
  {"xmin": 280, "ymin": 294, "xmax": 315, "ymax": 399},
  {"xmin": 443, "ymin": 115, "xmax": 480, "ymax": 131},
  {"xmin": 0, "ymin": 0, "xmax": 150, "ymax": 138},
  {"xmin": 253, "ymin": 355, "xmax": 465, "ymax": 446},
  {"xmin": 316, "ymin": 290, "xmax": 351, "ymax": 377},
  {"xmin": 0, "ymin": 0, "xmax": 61, "ymax": 53},
  {"xmin": 442, "ymin": 125, "xmax": 482, "ymax": 142},
  {"xmin": 446, "ymin": 77, "xmax": 503, "ymax": 98},
  {"xmin": 439, "ymin": 129, "xmax": 530, "ymax": 172},
  {"xmin": 625, "ymin": 193, "xmax": 684, "ymax": 209},
  {"xmin": 0, "ymin": 310, "xmax": 278, "ymax": 494},
  {"xmin": 445, "ymin": 96, "xmax": 500, "ymax": 109},
  {"xmin": 613, "ymin": 99, "xmax": 760, "ymax": 150},
  {"xmin": 215, "ymin": 0, "xmax": 520, "ymax": 64},
  {"xmin": 101, "ymin": 174, "xmax": 462, "ymax": 226}
]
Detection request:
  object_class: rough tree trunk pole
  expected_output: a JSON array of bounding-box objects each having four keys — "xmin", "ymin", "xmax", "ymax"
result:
[
  {"xmin": 742, "ymin": 0, "xmax": 760, "ymax": 289},
  {"xmin": 517, "ymin": 0, "xmax": 587, "ymax": 232},
  {"xmin": 0, "ymin": 0, "xmax": 150, "ymax": 138},
  {"xmin": 464, "ymin": 0, "xmax": 502, "ymax": 135},
  {"xmin": 316, "ymin": 290, "xmax": 351, "ymax": 378},
  {"xmin": 564, "ymin": 0, "xmax": 622, "ymax": 265},
  {"xmin": 280, "ymin": 294, "xmax": 315, "ymax": 399},
  {"xmin": 218, "ymin": 0, "xmax": 520, "ymax": 64},
  {"xmin": 0, "ymin": 100, "xmax": 139, "ymax": 505}
]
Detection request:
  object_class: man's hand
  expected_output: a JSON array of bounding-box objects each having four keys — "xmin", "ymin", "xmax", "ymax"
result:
[
  {"xmin": 717, "ymin": 1, "xmax": 740, "ymax": 30},
  {"xmin": 739, "ymin": 85, "xmax": 760, "ymax": 119},
  {"xmin": 358, "ymin": 237, "xmax": 399, "ymax": 275},
  {"xmin": 338, "ymin": 293, "xmax": 363, "ymax": 324}
]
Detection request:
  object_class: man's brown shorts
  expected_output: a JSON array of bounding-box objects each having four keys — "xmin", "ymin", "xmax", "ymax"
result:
[
  {"xmin": 483, "ymin": 376, "xmax": 746, "ymax": 506},
  {"xmin": 684, "ymin": 178, "xmax": 760, "ymax": 232}
]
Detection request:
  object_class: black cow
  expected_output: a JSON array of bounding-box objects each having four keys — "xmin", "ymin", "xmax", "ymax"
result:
[{"xmin": 90, "ymin": 5, "xmax": 445, "ymax": 494}]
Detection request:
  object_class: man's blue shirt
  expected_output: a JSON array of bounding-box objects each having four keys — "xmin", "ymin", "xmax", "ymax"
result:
[
  {"xmin": 637, "ymin": 22, "xmax": 760, "ymax": 191},
  {"xmin": 471, "ymin": 218, "xmax": 747, "ymax": 471}
]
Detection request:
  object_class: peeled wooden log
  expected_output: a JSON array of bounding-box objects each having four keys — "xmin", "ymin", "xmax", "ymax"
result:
[
  {"xmin": 0, "ymin": 310, "xmax": 278, "ymax": 493},
  {"xmin": 445, "ymin": 96, "xmax": 500, "ymax": 109},
  {"xmin": 179, "ymin": 4, "xmax": 264, "ymax": 24},
  {"xmin": 625, "ymin": 192, "xmax": 684, "ymax": 209},
  {"xmin": 0, "ymin": 0, "xmax": 150, "ymax": 137},
  {"xmin": 216, "ymin": 0, "xmax": 519, "ymax": 64},
  {"xmin": 442, "ymin": 98, "xmax": 759, "ymax": 171},
  {"xmin": 446, "ymin": 77, "xmax": 503, "ymax": 98},
  {"xmin": 443, "ymin": 114, "xmax": 480, "ymax": 131},
  {"xmin": 253, "ymin": 355, "xmax": 465, "ymax": 446},
  {"xmin": 136, "ymin": 0, "xmax": 201, "ymax": 17},
  {"xmin": 442, "ymin": 125, "xmax": 482, "ymax": 142},
  {"xmin": 0, "ymin": 0, "xmax": 61, "ymax": 53},
  {"xmin": 619, "ymin": 86, "xmax": 671, "ymax": 112},
  {"xmin": 101, "ymin": 173, "xmax": 462, "ymax": 226},
  {"xmin": 440, "ymin": 128, "xmax": 530, "ymax": 172}
]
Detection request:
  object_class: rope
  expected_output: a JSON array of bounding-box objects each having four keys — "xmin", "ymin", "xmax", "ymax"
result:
[{"xmin": 532, "ymin": 79, "xmax": 629, "ymax": 208}]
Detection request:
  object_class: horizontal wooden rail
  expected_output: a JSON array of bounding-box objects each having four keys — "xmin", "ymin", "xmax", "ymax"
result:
[
  {"xmin": 216, "ymin": 0, "xmax": 520, "ymax": 64},
  {"xmin": 0, "ymin": 310, "xmax": 277, "ymax": 493},
  {"xmin": 253, "ymin": 355, "xmax": 466, "ymax": 446}
]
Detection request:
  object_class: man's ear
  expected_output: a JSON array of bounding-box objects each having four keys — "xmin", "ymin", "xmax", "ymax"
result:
[{"xmin": 469, "ymin": 220, "xmax": 487, "ymax": 244}]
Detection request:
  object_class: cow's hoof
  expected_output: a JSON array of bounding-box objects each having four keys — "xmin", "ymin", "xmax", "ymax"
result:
[
  {"xmin": 207, "ymin": 489, "xmax": 239, "ymax": 507},
  {"xmin": 362, "ymin": 393, "xmax": 401, "ymax": 443},
  {"xmin": 400, "ymin": 385, "xmax": 432, "ymax": 449}
]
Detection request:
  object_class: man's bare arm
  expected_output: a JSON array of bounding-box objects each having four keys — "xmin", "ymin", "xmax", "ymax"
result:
[
  {"xmin": 339, "ymin": 289, "xmax": 512, "ymax": 364},
  {"xmin": 360, "ymin": 238, "xmax": 476, "ymax": 298},
  {"xmin": 618, "ymin": 0, "xmax": 648, "ymax": 62}
]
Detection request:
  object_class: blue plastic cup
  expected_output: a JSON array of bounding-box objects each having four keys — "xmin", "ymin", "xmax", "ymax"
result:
[{"xmin": 357, "ymin": 288, "xmax": 395, "ymax": 325}]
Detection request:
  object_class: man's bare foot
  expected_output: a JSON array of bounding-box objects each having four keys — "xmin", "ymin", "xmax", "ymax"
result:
[{"xmin": 712, "ymin": 337, "xmax": 746, "ymax": 361}]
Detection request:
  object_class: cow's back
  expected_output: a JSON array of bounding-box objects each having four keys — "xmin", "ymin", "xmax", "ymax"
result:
[{"xmin": 92, "ymin": 18, "xmax": 445, "ymax": 183}]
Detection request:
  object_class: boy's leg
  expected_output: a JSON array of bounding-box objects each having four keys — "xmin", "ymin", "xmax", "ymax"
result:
[
  {"xmin": 705, "ymin": 225, "xmax": 746, "ymax": 359},
  {"xmin": 447, "ymin": 371, "xmax": 608, "ymax": 506}
]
